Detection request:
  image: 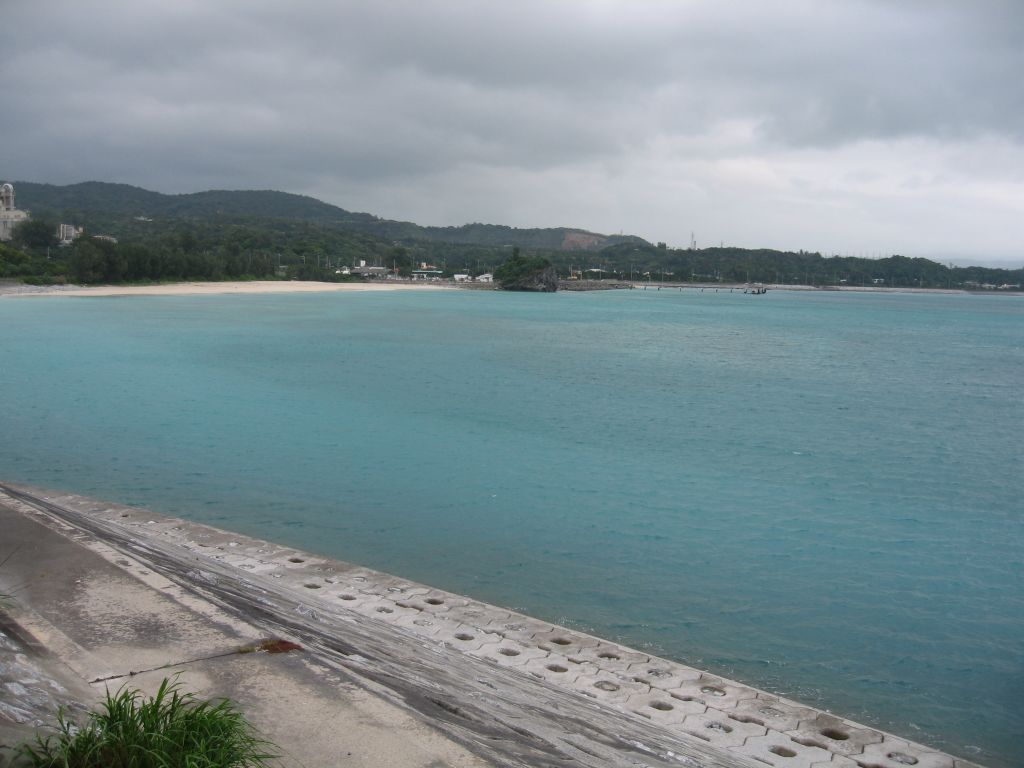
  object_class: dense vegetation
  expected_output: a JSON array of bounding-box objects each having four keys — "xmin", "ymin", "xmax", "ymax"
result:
[
  {"xmin": 1, "ymin": 181, "xmax": 1020, "ymax": 290},
  {"xmin": 587, "ymin": 243, "xmax": 1023, "ymax": 289},
  {"xmin": 494, "ymin": 248, "xmax": 557, "ymax": 291},
  {"xmin": 13, "ymin": 677, "xmax": 275, "ymax": 767},
  {"xmin": 0, "ymin": 217, "xmax": 400, "ymax": 284}
]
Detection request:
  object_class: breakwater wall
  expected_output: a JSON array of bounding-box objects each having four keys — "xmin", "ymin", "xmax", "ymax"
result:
[{"xmin": 0, "ymin": 483, "xmax": 982, "ymax": 768}]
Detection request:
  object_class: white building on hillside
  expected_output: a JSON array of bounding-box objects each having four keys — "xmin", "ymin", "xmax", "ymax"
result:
[
  {"xmin": 58, "ymin": 223, "xmax": 84, "ymax": 245},
  {"xmin": 0, "ymin": 183, "xmax": 30, "ymax": 242}
]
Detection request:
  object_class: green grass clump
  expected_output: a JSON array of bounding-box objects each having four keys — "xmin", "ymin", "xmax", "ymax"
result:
[{"xmin": 15, "ymin": 677, "xmax": 276, "ymax": 767}]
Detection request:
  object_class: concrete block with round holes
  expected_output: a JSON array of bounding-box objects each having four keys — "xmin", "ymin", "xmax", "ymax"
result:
[
  {"xmin": 626, "ymin": 691, "xmax": 705, "ymax": 724},
  {"xmin": 736, "ymin": 732, "xmax": 836, "ymax": 768},
  {"xmin": 680, "ymin": 711, "xmax": 767, "ymax": 748},
  {"xmin": 630, "ymin": 662, "xmax": 703, "ymax": 690},
  {"xmin": 520, "ymin": 655, "xmax": 594, "ymax": 684},
  {"xmin": 531, "ymin": 629, "xmax": 602, "ymax": 652},
  {"xmin": 567, "ymin": 672, "xmax": 651, "ymax": 706},
  {"xmin": 573, "ymin": 644, "xmax": 650, "ymax": 674},
  {"xmin": 661, "ymin": 675, "xmax": 757, "ymax": 710},
  {"xmin": 728, "ymin": 695, "xmax": 818, "ymax": 732},
  {"xmin": 475, "ymin": 642, "xmax": 549, "ymax": 667},
  {"xmin": 788, "ymin": 713, "xmax": 883, "ymax": 757},
  {"xmin": 444, "ymin": 625, "xmax": 502, "ymax": 652},
  {"xmin": 857, "ymin": 739, "xmax": 956, "ymax": 768}
]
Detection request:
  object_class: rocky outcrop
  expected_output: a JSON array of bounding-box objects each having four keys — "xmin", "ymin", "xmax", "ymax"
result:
[{"xmin": 499, "ymin": 265, "xmax": 558, "ymax": 292}]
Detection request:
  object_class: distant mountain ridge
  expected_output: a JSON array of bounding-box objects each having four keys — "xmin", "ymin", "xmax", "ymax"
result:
[{"xmin": 13, "ymin": 181, "xmax": 647, "ymax": 251}]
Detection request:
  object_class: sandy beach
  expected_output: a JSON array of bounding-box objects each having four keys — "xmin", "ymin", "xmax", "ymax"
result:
[{"xmin": 0, "ymin": 280, "xmax": 448, "ymax": 298}]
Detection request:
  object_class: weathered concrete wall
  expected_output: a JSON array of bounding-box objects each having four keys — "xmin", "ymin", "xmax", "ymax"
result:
[{"xmin": 0, "ymin": 483, "xmax": 983, "ymax": 768}]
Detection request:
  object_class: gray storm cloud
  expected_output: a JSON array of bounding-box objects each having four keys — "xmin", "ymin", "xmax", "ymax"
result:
[{"xmin": 1, "ymin": 0, "xmax": 1022, "ymax": 262}]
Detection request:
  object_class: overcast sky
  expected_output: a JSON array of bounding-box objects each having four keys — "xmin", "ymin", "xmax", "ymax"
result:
[{"xmin": 2, "ymin": 1, "xmax": 1022, "ymax": 264}]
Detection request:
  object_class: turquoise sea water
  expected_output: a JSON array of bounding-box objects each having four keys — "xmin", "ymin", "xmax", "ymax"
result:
[{"xmin": 1, "ymin": 288, "xmax": 1021, "ymax": 765}]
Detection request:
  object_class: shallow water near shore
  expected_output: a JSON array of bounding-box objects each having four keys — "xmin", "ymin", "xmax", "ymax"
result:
[{"xmin": 1, "ymin": 288, "xmax": 1021, "ymax": 766}]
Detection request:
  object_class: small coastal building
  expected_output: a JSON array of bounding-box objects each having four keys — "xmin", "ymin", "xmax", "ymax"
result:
[
  {"xmin": 348, "ymin": 259, "xmax": 388, "ymax": 278},
  {"xmin": 57, "ymin": 223, "xmax": 84, "ymax": 246},
  {"xmin": 412, "ymin": 267, "xmax": 444, "ymax": 280},
  {"xmin": 0, "ymin": 183, "xmax": 30, "ymax": 242},
  {"xmin": 453, "ymin": 273, "xmax": 470, "ymax": 282},
  {"xmin": 351, "ymin": 265, "xmax": 388, "ymax": 278},
  {"xmin": 476, "ymin": 273, "xmax": 493, "ymax": 283}
]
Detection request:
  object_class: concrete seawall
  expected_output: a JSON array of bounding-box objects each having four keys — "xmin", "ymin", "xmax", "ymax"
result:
[{"xmin": 0, "ymin": 483, "xmax": 982, "ymax": 768}]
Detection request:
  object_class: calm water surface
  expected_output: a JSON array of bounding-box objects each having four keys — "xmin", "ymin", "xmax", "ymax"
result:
[{"xmin": 1, "ymin": 288, "xmax": 1021, "ymax": 766}]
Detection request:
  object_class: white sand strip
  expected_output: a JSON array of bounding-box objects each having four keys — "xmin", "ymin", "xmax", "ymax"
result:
[{"xmin": 0, "ymin": 280, "xmax": 449, "ymax": 298}]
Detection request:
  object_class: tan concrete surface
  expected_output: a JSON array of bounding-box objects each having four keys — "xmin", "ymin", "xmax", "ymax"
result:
[{"xmin": 0, "ymin": 499, "xmax": 489, "ymax": 768}]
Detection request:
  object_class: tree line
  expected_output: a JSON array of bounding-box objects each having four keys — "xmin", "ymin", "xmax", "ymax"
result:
[
  {"xmin": 0, "ymin": 217, "xmax": 400, "ymax": 284},
  {"xmin": 560, "ymin": 243, "xmax": 1023, "ymax": 289},
  {"xmin": 1, "ymin": 215, "xmax": 1020, "ymax": 290}
]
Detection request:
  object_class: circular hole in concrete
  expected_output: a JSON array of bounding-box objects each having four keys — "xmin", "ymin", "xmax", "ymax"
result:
[
  {"xmin": 671, "ymin": 693, "xmax": 697, "ymax": 702},
  {"xmin": 424, "ymin": 598, "xmax": 444, "ymax": 605},
  {"xmin": 820, "ymin": 728, "xmax": 849, "ymax": 741},
  {"xmin": 454, "ymin": 633, "xmax": 474, "ymax": 641},
  {"xmin": 498, "ymin": 648, "xmax": 520, "ymax": 657},
  {"xmin": 288, "ymin": 557, "xmax": 305, "ymax": 563},
  {"xmin": 768, "ymin": 746, "xmax": 796, "ymax": 758},
  {"xmin": 376, "ymin": 606, "xmax": 393, "ymax": 613},
  {"xmin": 597, "ymin": 652, "xmax": 620, "ymax": 660},
  {"xmin": 339, "ymin": 594, "xmax": 357, "ymax": 601},
  {"xmin": 546, "ymin": 664, "xmax": 568, "ymax": 673},
  {"xmin": 647, "ymin": 668, "xmax": 672, "ymax": 678},
  {"xmin": 413, "ymin": 618, "xmax": 433, "ymax": 627},
  {"xmin": 594, "ymin": 681, "xmax": 620, "ymax": 692},
  {"xmin": 649, "ymin": 701, "xmax": 674, "ymax": 712},
  {"xmin": 120, "ymin": 513, "xmax": 130, "ymax": 518},
  {"xmin": 700, "ymin": 685, "xmax": 726, "ymax": 696},
  {"xmin": 550, "ymin": 637, "xmax": 572, "ymax": 645},
  {"xmin": 887, "ymin": 754, "xmax": 918, "ymax": 766},
  {"xmin": 706, "ymin": 721, "xmax": 732, "ymax": 733},
  {"xmin": 304, "ymin": 583, "xmax": 321, "ymax": 589}
]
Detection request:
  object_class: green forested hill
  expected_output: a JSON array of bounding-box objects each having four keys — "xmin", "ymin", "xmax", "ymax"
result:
[
  {"xmin": 13, "ymin": 181, "xmax": 640, "ymax": 251},
  {"xmin": 4, "ymin": 181, "xmax": 1021, "ymax": 289}
]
